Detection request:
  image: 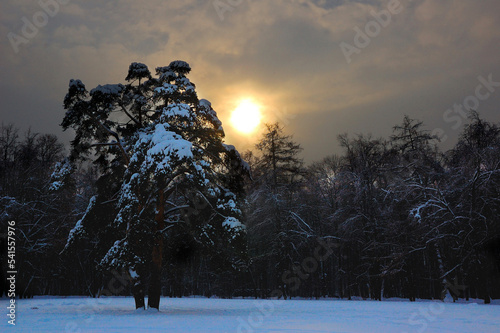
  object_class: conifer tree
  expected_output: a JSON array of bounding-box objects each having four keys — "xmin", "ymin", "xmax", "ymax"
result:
[{"xmin": 60, "ymin": 61, "xmax": 248, "ymax": 309}]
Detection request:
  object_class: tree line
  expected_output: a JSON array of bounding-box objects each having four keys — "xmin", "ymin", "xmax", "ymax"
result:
[
  {"xmin": 1, "ymin": 62, "xmax": 499, "ymax": 305},
  {"xmin": 244, "ymin": 115, "xmax": 500, "ymax": 303},
  {"xmin": 0, "ymin": 124, "xmax": 96, "ymax": 297}
]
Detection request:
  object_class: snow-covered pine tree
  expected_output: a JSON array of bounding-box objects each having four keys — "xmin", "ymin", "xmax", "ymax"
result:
[{"xmin": 60, "ymin": 61, "xmax": 248, "ymax": 310}]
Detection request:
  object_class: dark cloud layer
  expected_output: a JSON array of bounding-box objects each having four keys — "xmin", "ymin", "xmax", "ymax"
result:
[{"xmin": 1, "ymin": 0, "xmax": 500, "ymax": 162}]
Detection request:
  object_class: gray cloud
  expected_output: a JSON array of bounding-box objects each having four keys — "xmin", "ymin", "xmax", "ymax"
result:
[{"xmin": 1, "ymin": 0, "xmax": 500, "ymax": 162}]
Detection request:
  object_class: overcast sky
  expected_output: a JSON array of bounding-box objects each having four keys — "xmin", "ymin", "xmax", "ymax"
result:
[{"xmin": 1, "ymin": 0, "xmax": 500, "ymax": 162}]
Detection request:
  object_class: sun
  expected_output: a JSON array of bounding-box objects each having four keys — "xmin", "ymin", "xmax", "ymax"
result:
[{"xmin": 230, "ymin": 100, "xmax": 262, "ymax": 134}]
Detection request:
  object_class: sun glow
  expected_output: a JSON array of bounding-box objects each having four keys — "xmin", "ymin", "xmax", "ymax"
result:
[{"xmin": 230, "ymin": 100, "xmax": 262, "ymax": 134}]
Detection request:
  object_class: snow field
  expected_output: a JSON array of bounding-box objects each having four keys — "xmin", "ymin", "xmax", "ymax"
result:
[{"xmin": 1, "ymin": 296, "xmax": 499, "ymax": 332}]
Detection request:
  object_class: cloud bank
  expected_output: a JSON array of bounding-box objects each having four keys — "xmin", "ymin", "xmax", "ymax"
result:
[{"xmin": 1, "ymin": 0, "xmax": 500, "ymax": 161}]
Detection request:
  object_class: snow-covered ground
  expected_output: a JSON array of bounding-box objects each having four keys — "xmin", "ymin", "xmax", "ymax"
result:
[{"xmin": 1, "ymin": 296, "xmax": 499, "ymax": 332}]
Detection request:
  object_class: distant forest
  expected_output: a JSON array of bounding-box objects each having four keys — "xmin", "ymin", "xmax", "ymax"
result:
[{"xmin": 1, "ymin": 110, "xmax": 499, "ymax": 304}]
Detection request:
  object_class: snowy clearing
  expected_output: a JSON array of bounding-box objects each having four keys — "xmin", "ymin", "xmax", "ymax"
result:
[{"xmin": 1, "ymin": 297, "xmax": 499, "ymax": 332}]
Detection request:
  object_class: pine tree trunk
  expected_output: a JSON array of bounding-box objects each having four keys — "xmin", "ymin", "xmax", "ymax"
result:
[
  {"xmin": 133, "ymin": 277, "xmax": 145, "ymax": 309},
  {"xmin": 148, "ymin": 264, "xmax": 162, "ymax": 309},
  {"xmin": 148, "ymin": 190, "xmax": 165, "ymax": 310}
]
